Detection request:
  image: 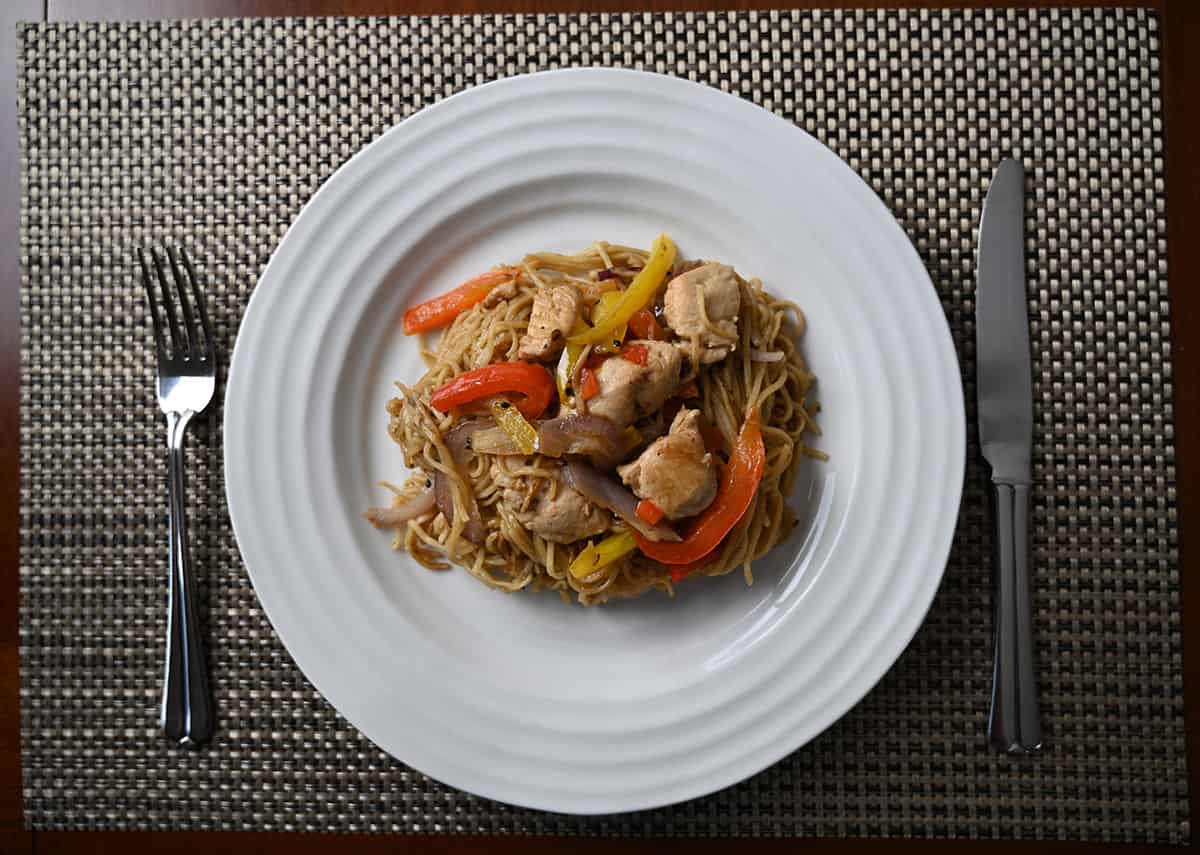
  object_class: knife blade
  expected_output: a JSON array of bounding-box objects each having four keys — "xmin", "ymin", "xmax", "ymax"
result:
[{"xmin": 976, "ymin": 158, "xmax": 1042, "ymax": 754}]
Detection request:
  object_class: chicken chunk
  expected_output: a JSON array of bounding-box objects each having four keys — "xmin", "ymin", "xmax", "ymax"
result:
[
  {"xmin": 586, "ymin": 356, "xmax": 642, "ymax": 426},
  {"xmin": 662, "ymin": 263, "xmax": 741, "ymax": 364},
  {"xmin": 637, "ymin": 339, "xmax": 683, "ymax": 414},
  {"xmin": 585, "ymin": 340, "xmax": 682, "ymax": 428},
  {"xmin": 502, "ymin": 473, "xmax": 612, "ymax": 544},
  {"xmin": 617, "ymin": 408, "xmax": 718, "ymax": 520},
  {"xmin": 518, "ymin": 284, "xmax": 582, "ymax": 361},
  {"xmin": 481, "ymin": 277, "xmax": 519, "ymax": 308}
]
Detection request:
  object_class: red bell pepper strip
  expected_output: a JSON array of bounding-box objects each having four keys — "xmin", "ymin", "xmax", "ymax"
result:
[
  {"xmin": 635, "ymin": 405, "xmax": 765, "ymax": 565},
  {"xmin": 403, "ymin": 268, "xmax": 519, "ymax": 335},
  {"xmin": 627, "ymin": 308, "xmax": 668, "ymax": 341},
  {"xmin": 699, "ymin": 420, "xmax": 726, "ymax": 454},
  {"xmin": 430, "ymin": 362, "xmax": 554, "ymax": 420},
  {"xmin": 636, "ymin": 499, "xmax": 666, "ymax": 526},
  {"xmin": 579, "ymin": 366, "xmax": 601, "ymax": 401},
  {"xmin": 670, "ymin": 559, "xmax": 706, "ymax": 584},
  {"xmin": 621, "ymin": 342, "xmax": 649, "ymax": 366},
  {"xmin": 577, "ymin": 353, "xmax": 608, "ymax": 401}
]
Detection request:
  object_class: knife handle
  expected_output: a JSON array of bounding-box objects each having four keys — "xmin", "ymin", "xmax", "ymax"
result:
[{"xmin": 987, "ymin": 481, "xmax": 1043, "ymax": 753}]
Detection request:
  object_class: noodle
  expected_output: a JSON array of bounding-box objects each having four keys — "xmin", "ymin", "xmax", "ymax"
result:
[{"xmin": 381, "ymin": 242, "xmax": 818, "ymax": 605}]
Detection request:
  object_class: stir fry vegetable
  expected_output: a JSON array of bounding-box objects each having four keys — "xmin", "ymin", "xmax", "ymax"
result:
[
  {"xmin": 576, "ymin": 352, "xmax": 609, "ymax": 403},
  {"xmin": 634, "ymin": 405, "xmax": 765, "ymax": 567},
  {"xmin": 590, "ymin": 289, "xmax": 629, "ymax": 353},
  {"xmin": 537, "ymin": 414, "xmax": 626, "ymax": 469},
  {"xmin": 579, "ymin": 366, "xmax": 600, "ymax": 400},
  {"xmin": 430, "ymin": 362, "xmax": 554, "ymax": 420},
  {"xmin": 568, "ymin": 235, "xmax": 677, "ymax": 347},
  {"xmin": 403, "ymin": 268, "xmax": 519, "ymax": 334},
  {"xmin": 635, "ymin": 499, "xmax": 666, "ymax": 526},
  {"xmin": 620, "ymin": 342, "xmax": 649, "ymax": 365},
  {"xmin": 555, "ymin": 317, "xmax": 590, "ymax": 405},
  {"xmin": 628, "ymin": 308, "xmax": 669, "ymax": 341},
  {"xmin": 569, "ymin": 531, "xmax": 639, "ymax": 579},
  {"xmin": 488, "ymin": 399, "xmax": 538, "ymax": 454}
]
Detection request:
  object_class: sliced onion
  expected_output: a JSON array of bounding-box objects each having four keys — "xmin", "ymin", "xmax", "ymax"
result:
[
  {"xmin": 469, "ymin": 425, "xmax": 523, "ymax": 455},
  {"xmin": 750, "ymin": 349, "xmax": 785, "ymax": 363},
  {"xmin": 467, "ymin": 414, "xmax": 628, "ymax": 470},
  {"xmin": 537, "ymin": 414, "xmax": 626, "ymax": 469},
  {"xmin": 364, "ymin": 484, "xmax": 437, "ymax": 529},
  {"xmin": 562, "ymin": 460, "xmax": 680, "ymax": 542},
  {"xmin": 435, "ymin": 418, "xmax": 489, "ymax": 544}
]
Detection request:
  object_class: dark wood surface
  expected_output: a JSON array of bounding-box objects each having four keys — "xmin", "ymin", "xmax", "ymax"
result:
[{"xmin": 3, "ymin": 0, "xmax": 1197, "ymax": 853}]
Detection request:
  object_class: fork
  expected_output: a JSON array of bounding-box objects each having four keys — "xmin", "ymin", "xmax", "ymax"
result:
[{"xmin": 139, "ymin": 245, "xmax": 216, "ymax": 747}]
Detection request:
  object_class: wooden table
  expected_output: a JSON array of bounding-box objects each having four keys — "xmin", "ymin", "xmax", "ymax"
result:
[{"xmin": 2, "ymin": 0, "xmax": 1197, "ymax": 852}]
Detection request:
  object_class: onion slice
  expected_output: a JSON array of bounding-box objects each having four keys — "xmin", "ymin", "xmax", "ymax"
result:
[
  {"xmin": 469, "ymin": 426, "xmax": 522, "ymax": 455},
  {"xmin": 364, "ymin": 485, "xmax": 437, "ymax": 529},
  {"xmin": 435, "ymin": 418, "xmax": 489, "ymax": 544},
  {"xmin": 537, "ymin": 414, "xmax": 626, "ymax": 469},
  {"xmin": 464, "ymin": 414, "xmax": 628, "ymax": 472},
  {"xmin": 561, "ymin": 460, "xmax": 680, "ymax": 542}
]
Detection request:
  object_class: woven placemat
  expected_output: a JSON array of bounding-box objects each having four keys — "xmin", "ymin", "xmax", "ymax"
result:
[{"xmin": 18, "ymin": 7, "xmax": 1184, "ymax": 842}]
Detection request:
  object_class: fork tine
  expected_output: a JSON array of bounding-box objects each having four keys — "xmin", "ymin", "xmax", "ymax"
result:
[
  {"xmin": 137, "ymin": 248, "xmax": 167, "ymax": 358},
  {"xmin": 150, "ymin": 248, "xmax": 184, "ymax": 357},
  {"xmin": 178, "ymin": 247, "xmax": 214, "ymax": 362},
  {"xmin": 166, "ymin": 246, "xmax": 199, "ymax": 359}
]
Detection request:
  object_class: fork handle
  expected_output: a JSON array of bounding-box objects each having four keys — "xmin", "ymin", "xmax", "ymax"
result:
[
  {"xmin": 987, "ymin": 481, "xmax": 1042, "ymax": 753},
  {"xmin": 161, "ymin": 410, "xmax": 215, "ymax": 746}
]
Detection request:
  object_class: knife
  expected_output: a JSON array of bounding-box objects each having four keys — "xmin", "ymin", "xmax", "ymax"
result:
[{"xmin": 976, "ymin": 158, "xmax": 1042, "ymax": 754}]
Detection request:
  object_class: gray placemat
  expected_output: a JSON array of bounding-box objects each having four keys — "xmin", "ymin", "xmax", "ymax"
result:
[{"xmin": 17, "ymin": 7, "xmax": 1185, "ymax": 842}]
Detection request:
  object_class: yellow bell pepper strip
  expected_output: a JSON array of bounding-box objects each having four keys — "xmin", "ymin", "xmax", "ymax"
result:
[
  {"xmin": 403, "ymin": 268, "xmax": 520, "ymax": 334},
  {"xmin": 555, "ymin": 317, "xmax": 591, "ymax": 406},
  {"xmin": 487, "ymin": 398, "xmax": 538, "ymax": 454},
  {"xmin": 567, "ymin": 234, "xmax": 677, "ymax": 347},
  {"xmin": 590, "ymin": 289, "xmax": 629, "ymax": 354},
  {"xmin": 569, "ymin": 531, "xmax": 639, "ymax": 579},
  {"xmin": 635, "ymin": 405, "xmax": 765, "ymax": 567}
]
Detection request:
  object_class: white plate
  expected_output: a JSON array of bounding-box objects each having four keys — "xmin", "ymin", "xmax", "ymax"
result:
[{"xmin": 224, "ymin": 68, "xmax": 965, "ymax": 814}]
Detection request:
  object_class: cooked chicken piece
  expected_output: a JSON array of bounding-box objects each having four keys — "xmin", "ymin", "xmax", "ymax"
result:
[
  {"xmin": 617, "ymin": 408, "xmax": 718, "ymax": 520},
  {"xmin": 481, "ymin": 277, "xmax": 519, "ymax": 308},
  {"xmin": 586, "ymin": 355, "xmax": 643, "ymax": 427},
  {"xmin": 518, "ymin": 284, "xmax": 582, "ymax": 361},
  {"xmin": 585, "ymin": 340, "xmax": 682, "ymax": 428},
  {"xmin": 501, "ymin": 473, "xmax": 612, "ymax": 544},
  {"xmin": 671, "ymin": 258, "xmax": 707, "ymax": 277},
  {"xmin": 637, "ymin": 339, "xmax": 683, "ymax": 414},
  {"xmin": 662, "ymin": 263, "xmax": 741, "ymax": 364}
]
